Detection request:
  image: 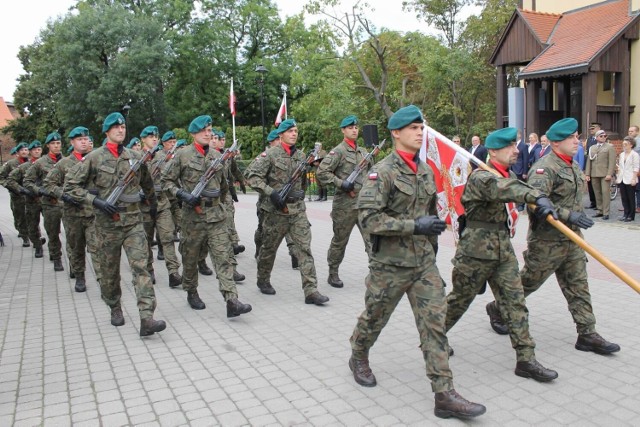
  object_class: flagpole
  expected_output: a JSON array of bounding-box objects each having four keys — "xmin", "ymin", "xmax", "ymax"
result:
[
  {"xmin": 426, "ymin": 125, "xmax": 640, "ymax": 294},
  {"xmin": 284, "ymin": 90, "xmax": 287, "ymax": 120},
  {"xmin": 230, "ymin": 78, "xmax": 237, "ymax": 144}
]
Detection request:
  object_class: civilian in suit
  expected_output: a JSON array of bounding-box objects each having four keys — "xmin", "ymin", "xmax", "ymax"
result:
[
  {"xmin": 510, "ymin": 131, "xmax": 529, "ymax": 180},
  {"xmin": 585, "ymin": 123, "xmax": 601, "ymax": 208},
  {"xmin": 616, "ymin": 137, "xmax": 640, "ymax": 221},
  {"xmin": 527, "ymin": 133, "xmax": 542, "ymax": 169},
  {"xmin": 468, "ymin": 135, "xmax": 488, "ymax": 170},
  {"xmin": 628, "ymin": 125, "xmax": 640, "ymax": 212},
  {"xmin": 538, "ymin": 134, "xmax": 551, "ymax": 158},
  {"xmin": 585, "ymin": 129, "xmax": 616, "ymax": 219}
]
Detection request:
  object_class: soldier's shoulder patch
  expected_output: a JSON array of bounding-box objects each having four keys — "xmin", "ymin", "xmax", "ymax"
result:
[
  {"xmin": 368, "ymin": 172, "xmax": 378, "ymax": 180},
  {"xmin": 535, "ymin": 168, "xmax": 545, "ymax": 174},
  {"xmin": 260, "ymin": 152, "xmax": 267, "ymax": 157},
  {"xmin": 329, "ymin": 151, "xmax": 336, "ymax": 155}
]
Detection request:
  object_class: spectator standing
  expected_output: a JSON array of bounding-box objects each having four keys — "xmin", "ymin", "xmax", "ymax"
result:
[{"xmin": 616, "ymin": 136, "xmax": 640, "ymax": 222}]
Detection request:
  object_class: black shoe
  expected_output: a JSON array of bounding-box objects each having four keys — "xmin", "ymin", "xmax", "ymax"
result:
[
  {"xmin": 619, "ymin": 217, "xmax": 628, "ymax": 221},
  {"xmin": 70, "ymin": 271, "xmax": 76, "ymax": 279},
  {"xmin": 233, "ymin": 271, "xmax": 245, "ymax": 282},
  {"xmin": 173, "ymin": 232, "xmax": 180, "ymax": 242},
  {"xmin": 111, "ymin": 307, "xmax": 125, "ymax": 326},
  {"xmin": 624, "ymin": 218, "xmax": 634, "ymax": 222},
  {"xmin": 448, "ymin": 346, "xmax": 454, "ymax": 357},
  {"xmin": 40, "ymin": 237, "xmax": 46, "ymax": 245},
  {"xmin": 592, "ymin": 213, "xmax": 604, "ymax": 218},
  {"xmin": 305, "ymin": 291, "xmax": 329, "ymax": 305},
  {"xmin": 169, "ymin": 272, "xmax": 182, "ymax": 288},
  {"xmin": 434, "ymin": 390, "xmax": 486, "ymax": 419},
  {"xmin": 53, "ymin": 259, "xmax": 64, "ymax": 271},
  {"xmin": 575, "ymin": 332, "xmax": 620, "ymax": 355},
  {"xmin": 198, "ymin": 261, "xmax": 213, "ymax": 276},
  {"xmin": 486, "ymin": 302, "xmax": 509, "ymax": 335},
  {"xmin": 157, "ymin": 249, "xmax": 164, "ymax": 261},
  {"xmin": 349, "ymin": 357, "xmax": 377, "ymax": 387},
  {"xmin": 257, "ymin": 282, "xmax": 276, "ymax": 295},
  {"xmin": 226, "ymin": 298, "xmax": 252, "ymax": 318},
  {"xmin": 328, "ymin": 273, "xmax": 344, "ymax": 288},
  {"xmin": 602, "ymin": 215, "xmax": 609, "ymax": 220},
  {"xmin": 233, "ymin": 244, "xmax": 245, "ymax": 255},
  {"xmin": 515, "ymin": 360, "xmax": 558, "ymax": 382},
  {"xmin": 75, "ymin": 273, "xmax": 86, "ymax": 293},
  {"xmin": 50, "ymin": 255, "xmax": 55, "ymax": 261},
  {"xmin": 22, "ymin": 237, "xmax": 30, "ymax": 247},
  {"xmin": 149, "ymin": 270, "xmax": 156, "ymax": 285},
  {"xmin": 589, "ymin": 203, "xmax": 596, "ymax": 209},
  {"xmin": 291, "ymin": 255, "xmax": 298, "ymax": 269},
  {"xmin": 187, "ymin": 291, "xmax": 206, "ymax": 310},
  {"xmin": 140, "ymin": 318, "xmax": 166, "ymax": 336},
  {"xmin": 34, "ymin": 247, "xmax": 44, "ymax": 258}
]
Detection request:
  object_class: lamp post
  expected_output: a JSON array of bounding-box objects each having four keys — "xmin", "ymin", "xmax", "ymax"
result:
[
  {"xmin": 255, "ymin": 64, "xmax": 268, "ymax": 145},
  {"xmin": 122, "ymin": 103, "xmax": 131, "ymax": 142}
]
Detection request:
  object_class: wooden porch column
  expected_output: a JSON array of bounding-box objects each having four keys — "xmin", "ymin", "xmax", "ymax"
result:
[
  {"xmin": 496, "ymin": 65, "xmax": 507, "ymax": 128},
  {"xmin": 581, "ymin": 72, "xmax": 597, "ymax": 129},
  {"xmin": 618, "ymin": 42, "xmax": 630, "ymax": 134},
  {"xmin": 525, "ymin": 79, "xmax": 539, "ymax": 136}
]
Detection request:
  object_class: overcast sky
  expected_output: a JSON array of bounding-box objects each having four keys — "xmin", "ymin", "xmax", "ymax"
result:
[{"xmin": 0, "ymin": 0, "xmax": 478, "ymax": 103}]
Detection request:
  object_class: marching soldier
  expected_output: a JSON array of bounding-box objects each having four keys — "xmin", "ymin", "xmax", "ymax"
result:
[
  {"xmin": 316, "ymin": 115, "xmax": 372, "ymax": 288},
  {"xmin": 445, "ymin": 127, "xmax": 558, "ymax": 382},
  {"xmin": 43, "ymin": 127, "xmax": 101, "ymax": 291},
  {"xmin": 24, "ymin": 132, "xmax": 66, "ymax": 271},
  {"xmin": 65, "ymin": 112, "xmax": 166, "ymax": 337},
  {"xmin": 488, "ymin": 118, "xmax": 621, "ymax": 355},
  {"xmin": 1, "ymin": 142, "xmax": 30, "ymax": 245},
  {"xmin": 348, "ymin": 105, "xmax": 485, "ymax": 419},
  {"xmin": 161, "ymin": 115, "xmax": 252, "ymax": 317},
  {"xmin": 245, "ymin": 119, "xmax": 329, "ymax": 305},
  {"xmin": 138, "ymin": 126, "xmax": 161, "ymax": 284},
  {"xmin": 160, "ymin": 131, "xmax": 181, "ymax": 243}
]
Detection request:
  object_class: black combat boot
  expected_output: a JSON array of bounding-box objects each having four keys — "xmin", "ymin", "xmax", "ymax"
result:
[
  {"xmin": 321, "ymin": 189, "xmax": 328, "ymax": 201},
  {"xmin": 168, "ymin": 272, "xmax": 182, "ymax": 288},
  {"xmin": 349, "ymin": 357, "xmax": 377, "ymax": 387},
  {"xmin": 328, "ymin": 273, "xmax": 344, "ymax": 288},
  {"xmin": 226, "ymin": 298, "xmax": 252, "ymax": 318},
  {"xmin": 40, "ymin": 237, "xmax": 46, "ymax": 245},
  {"xmin": 257, "ymin": 281, "xmax": 276, "ymax": 295},
  {"xmin": 53, "ymin": 259, "xmax": 64, "ymax": 271},
  {"xmin": 34, "ymin": 246, "xmax": 44, "ymax": 258},
  {"xmin": 486, "ymin": 301, "xmax": 509, "ymax": 335},
  {"xmin": 70, "ymin": 271, "xmax": 76, "ymax": 279},
  {"xmin": 187, "ymin": 291, "xmax": 206, "ymax": 310},
  {"xmin": 75, "ymin": 272, "xmax": 86, "ymax": 293},
  {"xmin": 233, "ymin": 244, "xmax": 245, "ymax": 255},
  {"xmin": 149, "ymin": 270, "xmax": 156, "ymax": 284},
  {"xmin": 140, "ymin": 318, "xmax": 166, "ymax": 336},
  {"xmin": 304, "ymin": 291, "xmax": 329, "ymax": 305},
  {"xmin": 111, "ymin": 307, "xmax": 125, "ymax": 326},
  {"xmin": 22, "ymin": 236, "xmax": 30, "ymax": 247},
  {"xmin": 434, "ymin": 390, "xmax": 486, "ymax": 419},
  {"xmin": 313, "ymin": 189, "xmax": 323, "ymax": 201},
  {"xmin": 157, "ymin": 245, "xmax": 164, "ymax": 261},
  {"xmin": 575, "ymin": 332, "xmax": 621, "ymax": 355},
  {"xmin": 198, "ymin": 260, "xmax": 213, "ymax": 275},
  {"xmin": 515, "ymin": 359, "xmax": 558, "ymax": 382},
  {"xmin": 291, "ymin": 255, "xmax": 299, "ymax": 269},
  {"xmin": 233, "ymin": 270, "xmax": 245, "ymax": 282}
]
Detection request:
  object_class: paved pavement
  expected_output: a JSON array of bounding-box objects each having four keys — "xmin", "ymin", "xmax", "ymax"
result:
[{"xmin": 1, "ymin": 189, "xmax": 639, "ymax": 426}]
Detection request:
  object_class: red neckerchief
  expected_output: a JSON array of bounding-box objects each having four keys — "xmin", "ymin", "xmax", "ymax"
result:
[
  {"xmin": 216, "ymin": 148, "xmax": 223, "ymax": 153},
  {"xmin": 48, "ymin": 152, "xmax": 61, "ymax": 163},
  {"xmin": 30, "ymin": 157, "xmax": 38, "ymax": 163},
  {"xmin": 490, "ymin": 160, "xmax": 509, "ymax": 177},
  {"xmin": 18, "ymin": 157, "xmax": 28, "ymax": 164},
  {"xmin": 106, "ymin": 142, "xmax": 119, "ymax": 158},
  {"xmin": 344, "ymin": 138, "xmax": 356, "ymax": 150},
  {"xmin": 73, "ymin": 152, "xmax": 84, "ymax": 161},
  {"xmin": 396, "ymin": 149, "xmax": 418, "ymax": 173},
  {"xmin": 281, "ymin": 142, "xmax": 293, "ymax": 156},
  {"xmin": 553, "ymin": 150, "xmax": 573, "ymax": 166},
  {"xmin": 194, "ymin": 143, "xmax": 206, "ymax": 156}
]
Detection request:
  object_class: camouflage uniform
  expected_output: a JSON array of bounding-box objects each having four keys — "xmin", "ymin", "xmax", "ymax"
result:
[
  {"xmin": 7, "ymin": 162, "xmax": 44, "ymax": 250},
  {"xmin": 65, "ymin": 145, "xmax": 157, "ymax": 320},
  {"xmin": 44, "ymin": 153, "xmax": 101, "ymax": 280},
  {"xmin": 24, "ymin": 154, "xmax": 64, "ymax": 261},
  {"xmin": 349, "ymin": 151, "xmax": 453, "ymax": 392},
  {"xmin": 316, "ymin": 140, "xmax": 371, "ymax": 277},
  {"xmin": 1, "ymin": 158, "xmax": 29, "ymax": 238},
  {"xmin": 445, "ymin": 164, "xmax": 542, "ymax": 362}
]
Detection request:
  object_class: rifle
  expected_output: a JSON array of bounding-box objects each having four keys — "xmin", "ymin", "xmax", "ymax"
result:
[
  {"xmin": 344, "ymin": 139, "xmax": 386, "ymax": 198},
  {"xmin": 278, "ymin": 143, "xmax": 321, "ymax": 214},
  {"xmin": 105, "ymin": 144, "xmax": 162, "ymax": 220},
  {"xmin": 150, "ymin": 145, "xmax": 178, "ymax": 180},
  {"xmin": 191, "ymin": 140, "xmax": 239, "ymax": 214}
]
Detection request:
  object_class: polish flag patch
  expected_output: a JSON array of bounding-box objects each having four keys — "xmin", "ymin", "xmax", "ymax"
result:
[
  {"xmin": 261, "ymin": 152, "xmax": 267, "ymax": 157},
  {"xmin": 368, "ymin": 172, "xmax": 378, "ymax": 180},
  {"xmin": 329, "ymin": 151, "xmax": 336, "ymax": 155},
  {"xmin": 535, "ymin": 168, "xmax": 545, "ymax": 174}
]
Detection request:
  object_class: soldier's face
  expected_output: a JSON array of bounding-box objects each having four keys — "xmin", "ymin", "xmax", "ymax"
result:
[
  {"xmin": 556, "ymin": 132, "xmax": 579, "ymax": 156},
  {"xmin": 281, "ymin": 127, "xmax": 298, "ymax": 145},
  {"xmin": 18, "ymin": 148, "xmax": 29, "ymax": 158},
  {"xmin": 31, "ymin": 148, "xmax": 42, "ymax": 158},
  {"xmin": 48, "ymin": 140, "xmax": 62, "ymax": 154},
  {"xmin": 491, "ymin": 142, "xmax": 518, "ymax": 167},
  {"xmin": 342, "ymin": 125, "xmax": 359, "ymax": 141},
  {"xmin": 163, "ymin": 139, "xmax": 176, "ymax": 151},
  {"xmin": 72, "ymin": 136, "xmax": 90, "ymax": 154},
  {"xmin": 393, "ymin": 122, "xmax": 423, "ymax": 153},
  {"xmin": 193, "ymin": 126, "xmax": 212, "ymax": 146},
  {"xmin": 629, "ymin": 127, "xmax": 639, "ymax": 138},
  {"xmin": 141, "ymin": 135, "xmax": 158, "ymax": 150},
  {"xmin": 106, "ymin": 124, "xmax": 127, "ymax": 144}
]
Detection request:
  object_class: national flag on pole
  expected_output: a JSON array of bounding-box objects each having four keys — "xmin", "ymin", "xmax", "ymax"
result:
[
  {"xmin": 419, "ymin": 125, "xmax": 470, "ymax": 241},
  {"xmin": 229, "ymin": 79, "xmax": 236, "ymax": 117},
  {"xmin": 274, "ymin": 94, "xmax": 287, "ymax": 126}
]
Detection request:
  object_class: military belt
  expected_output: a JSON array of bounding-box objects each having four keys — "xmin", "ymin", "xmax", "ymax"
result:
[
  {"xmin": 200, "ymin": 199, "xmax": 215, "ymax": 207},
  {"xmin": 201, "ymin": 189, "xmax": 220, "ymax": 198},
  {"xmin": 118, "ymin": 193, "xmax": 142, "ymax": 203},
  {"xmin": 466, "ymin": 220, "xmax": 507, "ymax": 231},
  {"xmin": 116, "ymin": 203, "xmax": 140, "ymax": 213}
]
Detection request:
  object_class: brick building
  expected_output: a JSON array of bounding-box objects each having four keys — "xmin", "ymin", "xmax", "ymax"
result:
[{"xmin": 0, "ymin": 97, "xmax": 20, "ymax": 165}]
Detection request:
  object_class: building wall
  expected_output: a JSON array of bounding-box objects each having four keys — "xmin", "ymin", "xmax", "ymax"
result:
[
  {"xmin": 631, "ymin": 39, "xmax": 640, "ymax": 127},
  {"xmin": 521, "ymin": 0, "xmax": 600, "ymax": 13},
  {"xmin": 596, "ymin": 72, "xmax": 616, "ymax": 105}
]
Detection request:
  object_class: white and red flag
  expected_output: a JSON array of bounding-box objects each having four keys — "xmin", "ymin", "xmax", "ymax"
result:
[
  {"xmin": 229, "ymin": 79, "xmax": 236, "ymax": 117},
  {"xmin": 274, "ymin": 93, "xmax": 287, "ymax": 126}
]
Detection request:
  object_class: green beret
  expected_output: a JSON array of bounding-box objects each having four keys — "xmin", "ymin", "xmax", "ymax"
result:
[
  {"xmin": 340, "ymin": 115, "xmax": 358, "ymax": 128},
  {"xmin": 546, "ymin": 118, "xmax": 578, "ymax": 142},
  {"xmin": 45, "ymin": 132, "xmax": 62, "ymax": 144},
  {"xmin": 140, "ymin": 126, "xmax": 159, "ymax": 138},
  {"xmin": 188, "ymin": 115, "xmax": 213, "ymax": 133},
  {"xmin": 15, "ymin": 142, "xmax": 28, "ymax": 151},
  {"xmin": 176, "ymin": 139, "xmax": 187, "ymax": 148},
  {"xmin": 485, "ymin": 127, "xmax": 518, "ymax": 149},
  {"xmin": 267, "ymin": 129, "xmax": 280, "ymax": 142},
  {"xmin": 102, "ymin": 112, "xmax": 126, "ymax": 133},
  {"xmin": 10, "ymin": 147, "xmax": 17, "ymax": 155},
  {"xmin": 161, "ymin": 131, "xmax": 176, "ymax": 142},
  {"xmin": 219, "ymin": 131, "xmax": 225, "ymax": 138},
  {"xmin": 28, "ymin": 140, "xmax": 42, "ymax": 150},
  {"xmin": 88, "ymin": 136, "xmax": 94, "ymax": 142},
  {"xmin": 387, "ymin": 105, "xmax": 423, "ymax": 130},
  {"xmin": 126, "ymin": 137, "xmax": 141, "ymax": 149},
  {"xmin": 67, "ymin": 145, "xmax": 74, "ymax": 154},
  {"xmin": 276, "ymin": 119, "xmax": 297, "ymax": 134},
  {"xmin": 68, "ymin": 126, "xmax": 89, "ymax": 139}
]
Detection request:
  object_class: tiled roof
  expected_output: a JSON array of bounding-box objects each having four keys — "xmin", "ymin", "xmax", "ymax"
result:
[
  {"xmin": 0, "ymin": 97, "xmax": 18, "ymax": 128},
  {"xmin": 519, "ymin": 9, "xmax": 560, "ymax": 44},
  {"xmin": 521, "ymin": 0, "xmax": 637, "ymax": 76}
]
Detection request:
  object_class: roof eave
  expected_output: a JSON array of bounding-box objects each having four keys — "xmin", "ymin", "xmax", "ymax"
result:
[{"xmin": 519, "ymin": 63, "xmax": 590, "ymax": 79}]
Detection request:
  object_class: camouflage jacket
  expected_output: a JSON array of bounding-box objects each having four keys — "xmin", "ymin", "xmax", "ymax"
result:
[
  {"xmin": 316, "ymin": 140, "xmax": 371, "ymax": 209},
  {"xmin": 7, "ymin": 161, "xmax": 38, "ymax": 204},
  {"xmin": 357, "ymin": 150, "xmax": 438, "ymax": 267},
  {"xmin": 24, "ymin": 154, "xmax": 63, "ymax": 207},
  {"xmin": 43, "ymin": 153, "xmax": 94, "ymax": 217},
  {"xmin": 0, "ymin": 158, "xmax": 25, "ymax": 191},
  {"xmin": 457, "ymin": 164, "xmax": 541, "ymax": 261},
  {"xmin": 65, "ymin": 145, "xmax": 155, "ymax": 227},
  {"xmin": 147, "ymin": 151, "xmax": 172, "ymax": 212},
  {"xmin": 160, "ymin": 144, "xmax": 228, "ymax": 224},
  {"xmin": 245, "ymin": 143, "xmax": 308, "ymax": 215},
  {"xmin": 527, "ymin": 151, "xmax": 586, "ymax": 241}
]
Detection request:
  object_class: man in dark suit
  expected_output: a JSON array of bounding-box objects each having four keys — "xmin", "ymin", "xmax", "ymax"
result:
[
  {"xmin": 585, "ymin": 123, "xmax": 601, "ymax": 209},
  {"xmin": 510, "ymin": 130, "xmax": 529, "ymax": 210},
  {"xmin": 469, "ymin": 135, "xmax": 488, "ymax": 170},
  {"xmin": 539, "ymin": 134, "xmax": 551, "ymax": 158},
  {"xmin": 527, "ymin": 132, "xmax": 542, "ymax": 168}
]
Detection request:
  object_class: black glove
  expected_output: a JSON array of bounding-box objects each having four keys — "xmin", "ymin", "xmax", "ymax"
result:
[
  {"xmin": 19, "ymin": 187, "xmax": 34, "ymax": 197},
  {"xmin": 340, "ymin": 180, "xmax": 355, "ymax": 192},
  {"xmin": 61, "ymin": 194, "xmax": 81, "ymax": 208},
  {"xmin": 240, "ymin": 182, "xmax": 247, "ymax": 194},
  {"xmin": 270, "ymin": 191, "xmax": 286, "ymax": 210},
  {"xmin": 231, "ymin": 192, "xmax": 239, "ymax": 203},
  {"xmin": 92, "ymin": 197, "xmax": 118, "ymax": 215},
  {"xmin": 567, "ymin": 211, "xmax": 594, "ymax": 229},
  {"xmin": 413, "ymin": 215, "xmax": 447, "ymax": 236},
  {"xmin": 534, "ymin": 196, "xmax": 558, "ymax": 220},
  {"xmin": 176, "ymin": 189, "xmax": 200, "ymax": 207}
]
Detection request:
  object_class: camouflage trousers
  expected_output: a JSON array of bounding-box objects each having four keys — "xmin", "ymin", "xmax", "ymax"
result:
[
  {"xmin": 257, "ymin": 210, "xmax": 316, "ymax": 296},
  {"xmin": 254, "ymin": 205, "xmax": 296, "ymax": 259},
  {"xmin": 180, "ymin": 219, "xmax": 238, "ymax": 301},
  {"xmin": 169, "ymin": 198, "xmax": 182, "ymax": 234},
  {"xmin": 25, "ymin": 200, "xmax": 43, "ymax": 248},
  {"xmin": 62, "ymin": 214, "xmax": 101, "ymax": 280},
  {"xmin": 350, "ymin": 260, "xmax": 453, "ymax": 393},
  {"xmin": 42, "ymin": 205, "xmax": 63, "ymax": 260},
  {"xmin": 143, "ymin": 207, "xmax": 180, "ymax": 275},
  {"xmin": 327, "ymin": 206, "xmax": 369, "ymax": 274},
  {"xmin": 519, "ymin": 237, "xmax": 596, "ymax": 335},
  {"xmin": 446, "ymin": 253, "xmax": 536, "ymax": 362},
  {"xmin": 10, "ymin": 194, "xmax": 28, "ymax": 237},
  {"xmin": 223, "ymin": 196, "xmax": 239, "ymax": 244},
  {"xmin": 94, "ymin": 221, "xmax": 156, "ymax": 320}
]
